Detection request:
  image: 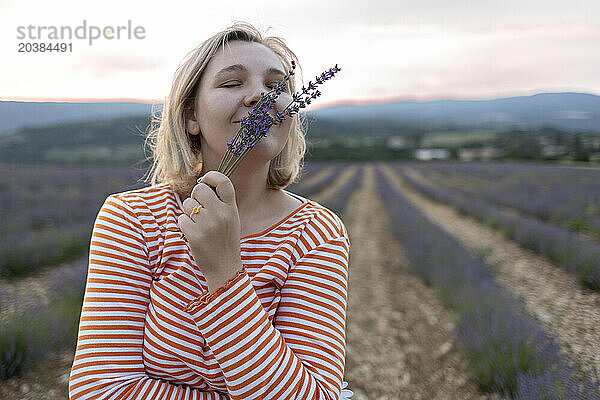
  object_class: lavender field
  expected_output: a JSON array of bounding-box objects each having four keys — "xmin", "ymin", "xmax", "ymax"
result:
[
  {"xmin": 0, "ymin": 165, "xmax": 150, "ymax": 278},
  {"xmin": 377, "ymin": 165, "xmax": 599, "ymax": 398},
  {"xmin": 393, "ymin": 162, "xmax": 600, "ymax": 290},
  {"xmin": 402, "ymin": 161, "xmax": 600, "ymax": 238},
  {"xmin": 1, "ymin": 160, "xmax": 599, "ymax": 399}
]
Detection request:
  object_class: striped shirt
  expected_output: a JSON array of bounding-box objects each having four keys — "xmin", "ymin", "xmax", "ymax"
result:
[{"xmin": 69, "ymin": 183, "xmax": 350, "ymax": 400}]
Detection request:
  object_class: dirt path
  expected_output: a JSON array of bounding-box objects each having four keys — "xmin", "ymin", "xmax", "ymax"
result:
[
  {"xmin": 342, "ymin": 164, "xmax": 482, "ymax": 399},
  {"xmin": 380, "ymin": 164, "xmax": 600, "ymax": 376}
]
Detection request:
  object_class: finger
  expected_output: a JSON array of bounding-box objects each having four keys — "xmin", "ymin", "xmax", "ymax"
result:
[
  {"xmin": 190, "ymin": 183, "xmax": 219, "ymax": 209},
  {"xmin": 177, "ymin": 213, "xmax": 194, "ymax": 234},
  {"xmin": 182, "ymin": 197, "xmax": 203, "ymax": 217},
  {"xmin": 189, "ymin": 207, "xmax": 202, "ymax": 223},
  {"xmin": 198, "ymin": 171, "xmax": 236, "ymax": 205}
]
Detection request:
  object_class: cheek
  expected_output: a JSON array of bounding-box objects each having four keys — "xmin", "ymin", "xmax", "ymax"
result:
[
  {"xmin": 197, "ymin": 101, "xmax": 236, "ymax": 138},
  {"xmin": 275, "ymin": 93, "xmax": 292, "ymax": 112},
  {"xmin": 198, "ymin": 97, "xmax": 223, "ymax": 122},
  {"xmin": 271, "ymin": 122, "xmax": 293, "ymax": 152},
  {"xmin": 278, "ymin": 120, "xmax": 293, "ymax": 143}
]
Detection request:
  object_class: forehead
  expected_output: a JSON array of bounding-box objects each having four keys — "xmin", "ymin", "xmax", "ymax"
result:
[{"xmin": 205, "ymin": 41, "xmax": 284, "ymax": 75}]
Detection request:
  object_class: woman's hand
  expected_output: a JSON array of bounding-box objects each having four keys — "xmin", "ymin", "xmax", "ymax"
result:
[{"xmin": 178, "ymin": 171, "xmax": 243, "ymax": 293}]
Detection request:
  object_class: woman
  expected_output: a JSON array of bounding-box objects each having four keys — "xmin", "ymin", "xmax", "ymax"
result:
[{"xmin": 69, "ymin": 22, "xmax": 352, "ymax": 399}]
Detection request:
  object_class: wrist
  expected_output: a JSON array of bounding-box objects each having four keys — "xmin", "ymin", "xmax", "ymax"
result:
[{"xmin": 204, "ymin": 264, "xmax": 244, "ymax": 293}]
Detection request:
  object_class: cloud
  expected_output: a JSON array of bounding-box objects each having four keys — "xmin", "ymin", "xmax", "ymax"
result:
[
  {"xmin": 2, "ymin": 0, "xmax": 600, "ymax": 101},
  {"xmin": 73, "ymin": 52, "xmax": 166, "ymax": 77}
]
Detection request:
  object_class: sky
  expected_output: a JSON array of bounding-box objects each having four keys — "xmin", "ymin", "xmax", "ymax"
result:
[{"xmin": 1, "ymin": 0, "xmax": 599, "ymax": 108}]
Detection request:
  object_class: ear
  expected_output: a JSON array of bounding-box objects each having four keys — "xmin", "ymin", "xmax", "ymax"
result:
[{"xmin": 184, "ymin": 99, "xmax": 201, "ymax": 135}]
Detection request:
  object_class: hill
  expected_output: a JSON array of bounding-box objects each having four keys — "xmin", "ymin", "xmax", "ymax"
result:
[
  {"xmin": 1, "ymin": 92, "xmax": 599, "ymax": 136},
  {"xmin": 0, "ymin": 101, "xmax": 157, "ymax": 136},
  {"xmin": 309, "ymin": 92, "xmax": 600, "ymax": 132}
]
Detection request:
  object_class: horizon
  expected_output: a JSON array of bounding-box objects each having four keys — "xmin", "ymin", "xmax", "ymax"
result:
[{"xmin": 1, "ymin": 90, "xmax": 598, "ymax": 111}]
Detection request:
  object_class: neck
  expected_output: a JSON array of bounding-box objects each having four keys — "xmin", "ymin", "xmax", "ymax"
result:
[
  {"xmin": 231, "ymin": 165, "xmax": 273, "ymax": 220},
  {"xmin": 202, "ymin": 161, "xmax": 274, "ymax": 226}
]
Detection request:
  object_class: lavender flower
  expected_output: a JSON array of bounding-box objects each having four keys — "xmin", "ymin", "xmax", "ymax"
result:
[{"xmin": 217, "ymin": 62, "xmax": 341, "ymax": 176}]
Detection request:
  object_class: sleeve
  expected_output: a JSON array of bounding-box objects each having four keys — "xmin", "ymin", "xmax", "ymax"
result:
[
  {"xmin": 68, "ymin": 195, "xmax": 229, "ymax": 400},
  {"xmin": 185, "ymin": 235, "xmax": 350, "ymax": 400}
]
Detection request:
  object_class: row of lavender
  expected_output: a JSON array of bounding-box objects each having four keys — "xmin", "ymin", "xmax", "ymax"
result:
[
  {"xmin": 0, "ymin": 162, "xmax": 328, "ymax": 279},
  {"xmin": 308, "ymin": 164, "xmax": 363, "ymax": 216},
  {"xmin": 375, "ymin": 166, "xmax": 599, "ymax": 399},
  {"xmin": 405, "ymin": 161, "xmax": 600, "ymax": 238},
  {"xmin": 391, "ymin": 164, "xmax": 600, "ymax": 290},
  {"xmin": 0, "ymin": 165, "xmax": 148, "ymax": 278},
  {"xmin": 0, "ymin": 161, "xmax": 356, "ymax": 380},
  {"xmin": 0, "ymin": 260, "xmax": 87, "ymax": 379},
  {"xmin": 286, "ymin": 162, "xmax": 348, "ymax": 198}
]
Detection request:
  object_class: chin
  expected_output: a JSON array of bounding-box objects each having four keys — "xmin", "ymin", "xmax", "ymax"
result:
[{"xmin": 238, "ymin": 145, "xmax": 282, "ymax": 168}]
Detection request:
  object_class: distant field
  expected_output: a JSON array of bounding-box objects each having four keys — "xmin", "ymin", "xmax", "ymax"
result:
[{"xmin": 421, "ymin": 130, "xmax": 497, "ymax": 147}]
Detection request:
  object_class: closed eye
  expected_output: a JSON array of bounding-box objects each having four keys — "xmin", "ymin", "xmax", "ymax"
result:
[
  {"xmin": 221, "ymin": 82, "xmax": 283, "ymax": 89},
  {"xmin": 267, "ymin": 82, "xmax": 285, "ymax": 89}
]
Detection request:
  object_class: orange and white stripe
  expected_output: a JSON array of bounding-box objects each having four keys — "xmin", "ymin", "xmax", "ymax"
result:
[{"xmin": 69, "ymin": 183, "xmax": 350, "ymax": 399}]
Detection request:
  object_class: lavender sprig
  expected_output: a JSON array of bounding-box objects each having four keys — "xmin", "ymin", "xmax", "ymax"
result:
[{"xmin": 218, "ymin": 62, "xmax": 341, "ymax": 177}]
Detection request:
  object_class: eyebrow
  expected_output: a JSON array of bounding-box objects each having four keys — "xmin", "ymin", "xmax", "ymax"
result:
[{"xmin": 214, "ymin": 64, "xmax": 286, "ymax": 79}]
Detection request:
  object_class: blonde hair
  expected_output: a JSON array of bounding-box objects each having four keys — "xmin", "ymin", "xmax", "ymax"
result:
[{"xmin": 144, "ymin": 22, "xmax": 306, "ymax": 198}]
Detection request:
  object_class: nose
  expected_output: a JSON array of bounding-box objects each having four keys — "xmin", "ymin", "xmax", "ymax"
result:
[{"xmin": 243, "ymin": 80, "xmax": 267, "ymax": 108}]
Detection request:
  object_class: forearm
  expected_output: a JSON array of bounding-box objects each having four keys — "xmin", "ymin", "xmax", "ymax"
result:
[
  {"xmin": 70, "ymin": 195, "xmax": 231, "ymax": 400},
  {"xmin": 186, "ymin": 269, "xmax": 346, "ymax": 400},
  {"xmin": 203, "ymin": 264, "xmax": 244, "ymax": 294},
  {"xmin": 70, "ymin": 370, "xmax": 229, "ymax": 400}
]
